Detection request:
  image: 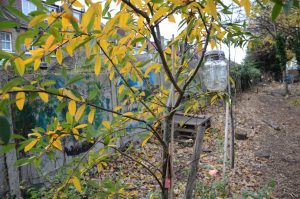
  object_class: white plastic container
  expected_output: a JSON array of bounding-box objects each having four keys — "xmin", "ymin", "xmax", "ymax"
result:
[{"xmin": 202, "ymin": 50, "xmax": 228, "ymax": 91}]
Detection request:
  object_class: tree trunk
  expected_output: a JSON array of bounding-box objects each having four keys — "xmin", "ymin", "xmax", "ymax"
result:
[{"xmin": 184, "ymin": 125, "xmax": 205, "ymax": 199}]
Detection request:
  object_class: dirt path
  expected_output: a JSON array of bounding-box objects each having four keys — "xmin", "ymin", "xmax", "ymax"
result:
[{"xmin": 229, "ymin": 83, "xmax": 300, "ymax": 198}]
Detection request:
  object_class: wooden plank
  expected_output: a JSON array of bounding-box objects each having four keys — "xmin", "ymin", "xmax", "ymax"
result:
[
  {"xmin": 173, "ymin": 114, "xmax": 211, "ymax": 126},
  {"xmin": 184, "ymin": 125, "xmax": 205, "ymax": 198}
]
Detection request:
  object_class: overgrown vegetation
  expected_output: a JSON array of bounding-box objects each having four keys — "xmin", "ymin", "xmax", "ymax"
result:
[{"xmin": 230, "ymin": 57, "xmax": 261, "ymax": 91}]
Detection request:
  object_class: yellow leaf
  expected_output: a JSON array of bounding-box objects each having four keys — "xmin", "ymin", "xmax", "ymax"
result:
[
  {"xmin": 169, "ymin": 0, "xmax": 184, "ymax": 5},
  {"xmin": 85, "ymin": 43, "xmax": 91, "ymax": 58},
  {"xmin": 210, "ymin": 94, "xmax": 218, "ymax": 105},
  {"xmin": 24, "ymin": 38, "xmax": 32, "ymax": 49},
  {"xmin": 210, "ymin": 39, "xmax": 216, "ymax": 49},
  {"xmin": 70, "ymin": 176, "xmax": 82, "ymax": 192},
  {"xmin": 150, "ymin": 7, "xmax": 168, "ymax": 25},
  {"xmin": 119, "ymin": 13, "xmax": 130, "ymax": 28},
  {"xmin": 217, "ymin": 30, "xmax": 226, "ymax": 40},
  {"xmin": 137, "ymin": 16, "xmax": 144, "ymax": 29},
  {"xmin": 71, "ymin": 176, "xmax": 82, "ymax": 192},
  {"xmin": 100, "ymin": 39, "xmax": 109, "ymax": 52},
  {"xmin": 38, "ymin": 92, "xmax": 49, "ymax": 103},
  {"xmin": 75, "ymin": 124, "xmax": 88, "ymax": 129},
  {"xmin": 68, "ymin": 100, "xmax": 77, "ymax": 116},
  {"xmin": 88, "ymin": 108, "xmax": 95, "ymax": 123},
  {"xmin": 14, "ymin": 57, "xmax": 25, "ymax": 76},
  {"xmin": 72, "ymin": 0, "xmax": 84, "ymax": 8},
  {"xmin": 62, "ymin": 15, "xmax": 70, "ymax": 31},
  {"xmin": 144, "ymin": 63, "xmax": 161, "ymax": 77},
  {"xmin": 75, "ymin": 104, "xmax": 86, "ymax": 122},
  {"xmin": 132, "ymin": 0, "xmax": 143, "ymax": 8},
  {"xmin": 34, "ymin": 59, "xmax": 41, "ymax": 71},
  {"xmin": 28, "ymin": 131, "xmax": 41, "ymax": 138},
  {"xmin": 56, "ymin": 49, "xmax": 63, "ymax": 65},
  {"xmin": 123, "ymin": 112, "xmax": 134, "ymax": 117},
  {"xmin": 53, "ymin": 139, "xmax": 62, "ymax": 150},
  {"xmin": 28, "ymin": 14, "xmax": 47, "ymax": 28},
  {"xmin": 168, "ymin": 15, "xmax": 176, "ymax": 23},
  {"xmin": 16, "ymin": 92, "xmax": 25, "ymax": 110},
  {"xmin": 138, "ymin": 41, "xmax": 147, "ymax": 55},
  {"xmin": 93, "ymin": 5, "xmax": 102, "ymax": 30},
  {"xmin": 81, "ymin": 6, "xmax": 95, "ymax": 30},
  {"xmin": 97, "ymin": 163, "xmax": 103, "ymax": 172},
  {"xmin": 118, "ymin": 84, "xmax": 124, "ymax": 94},
  {"xmin": 141, "ymin": 132, "xmax": 153, "ymax": 147},
  {"xmin": 66, "ymin": 39, "xmax": 76, "ymax": 57},
  {"xmin": 44, "ymin": 35, "xmax": 55, "ymax": 52},
  {"xmin": 205, "ymin": 0, "xmax": 218, "ymax": 19},
  {"xmin": 109, "ymin": 70, "xmax": 114, "ymax": 81},
  {"xmin": 102, "ymin": 121, "xmax": 110, "ymax": 129},
  {"xmin": 165, "ymin": 47, "xmax": 172, "ymax": 54},
  {"xmin": 72, "ymin": 128, "xmax": 80, "ymax": 140},
  {"xmin": 57, "ymin": 96, "xmax": 63, "ymax": 101},
  {"xmin": 47, "ymin": 15, "xmax": 55, "ymax": 25},
  {"xmin": 113, "ymin": 106, "xmax": 122, "ymax": 111},
  {"xmin": 63, "ymin": 89, "xmax": 81, "ymax": 101},
  {"xmin": 24, "ymin": 139, "xmax": 38, "ymax": 152},
  {"xmin": 242, "ymin": 0, "xmax": 250, "ymax": 16},
  {"xmin": 94, "ymin": 55, "xmax": 101, "ymax": 76}
]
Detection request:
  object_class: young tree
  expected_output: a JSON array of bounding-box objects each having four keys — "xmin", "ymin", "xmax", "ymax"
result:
[{"xmin": 0, "ymin": 0, "xmax": 290, "ymax": 197}]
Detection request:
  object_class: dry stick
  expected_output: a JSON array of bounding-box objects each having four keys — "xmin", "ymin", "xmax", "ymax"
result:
[
  {"xmin": 169, "ymin": 34, "xmax": 175, "ymax": 199},
  {"xmin": 228, "ymin": 30, "xmax": 235, "ymax": 170}
]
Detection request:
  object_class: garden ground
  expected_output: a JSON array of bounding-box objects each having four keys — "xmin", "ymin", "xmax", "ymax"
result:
[{"xmin": 95, "ymin": 82, "xmax": 300, "ymax": 198}]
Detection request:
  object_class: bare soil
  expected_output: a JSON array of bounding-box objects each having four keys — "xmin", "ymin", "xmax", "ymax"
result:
[{"xmin": 228, "ymin": 82, "xmax": 300, "ymax": 198}]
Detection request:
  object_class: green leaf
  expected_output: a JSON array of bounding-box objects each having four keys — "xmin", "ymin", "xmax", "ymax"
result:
[
  {"xmin": 102, "ymin": 0, "xmax": 111, "ymax": 17},
  {"xmin": 0, "ymin": 143, "xmax": 16, "ymax": 154},
  {"xmin": 0, "ymin": 116, "xmax": 11, "ymax": 144},
  {"xmin": 151, "ymin": 0, "xmax": 163, "ymax": 3},
  {"xmin": 0, "ymin": 50, "xmax": 14, "ymax": 59},
  {"xmin": 271, "ymin": 3, "xmax": 282, "ymax": 20},
  {"xmin": 87, "ymin": 89, "xmax": 98, "ymax": 101},
  {"xmin": 104, "ymin": 136, "xmax": 110, "ymax": 146},
  {"xmin": 15, "ymin": 31, "xmax": 36, "ymax": 53},
  {"xmin": 31, "ymin": 0, "xmax": 48, "ymax": 12},
  {"xmin": 5, "ymin": 5, "xmax": 29, "ymax": 22},
  {"xmin": 0, "ymin": 21, "xmax": 19, "ymax": 29},
  {"xmin": 65, "ymin": 75, "xmax": 85, "ymax": 87},
  {"xmin": 2, "ymin": 77, "xmax": 24, "ymax": 93},
  {"xmin": 41, "ymin": 80, "xmax": 56, "ymax": 87}
]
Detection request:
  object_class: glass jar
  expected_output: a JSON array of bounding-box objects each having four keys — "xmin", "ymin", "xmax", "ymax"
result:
[{"xmin": 202, "ymin": 50, "xmax": 227, "ymax": 91}]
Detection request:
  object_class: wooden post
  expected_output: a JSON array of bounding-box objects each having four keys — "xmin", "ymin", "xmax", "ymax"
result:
[
  {"xmin": 223, "ymin": 101, "xmax": 229, "ymax": 175},
  {"xmin": 184, "ymin": 125, "xmax": 205, "ymax": 199}
]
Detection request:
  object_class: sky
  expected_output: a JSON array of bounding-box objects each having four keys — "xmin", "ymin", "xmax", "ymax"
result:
[
  {"xmin": 159, "ymin": 19, "xmax": 246, "ymax": 64},
  {"xmin": 79, "ymin": 0, "xmax": 247, "ymax": 63}
]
